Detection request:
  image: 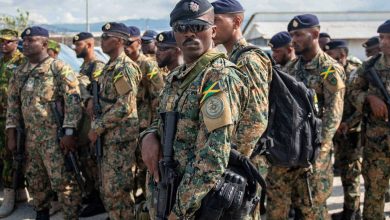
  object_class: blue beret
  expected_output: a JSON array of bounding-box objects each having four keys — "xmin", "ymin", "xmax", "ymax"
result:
[
  {"xmin": 156, "ymin": 31, "xmax": 176, "ymax": 46},
  {"xmin": 73, "ymin": 32, "xmax": 93, "ymax": 43},
  {"xmin": 21, "ymin": 26, "xmax": 49, "ymax": 38},
  {"xmin": 127, "ymin": 26, "xmax": 141, "ymax": 37},
  {"xmin": 170, "ymin": 0, "xmax": 213, "ymax": 26},
  {"xmin": 269, "ymin": 31, "xmax": 291, "ymax": 49},
  {"xmin": 324, "ymin": 40, "xmax": 348, "ymax": 51},
  {"xmin": 319, "ymin": 32, "xmax": 331, "ymax": 39},
  {"xmin": 362, "ymin": 36, "xmax": 380, "ymax": 48},
  {"xmin": 378, "ymin": 20, "xmax": 390, "ymax": 34},
  {"xmin": 102, "ymin": 22, "xmax": 129, "ymax": 37},
  {"xmin": 141, "ymin": 30, "xmax": 158, "ymax": 41},
  {"xmin": 288, "ymin": 14, "xmax": 320, "ymax": 32},
  {"xmin": 211, "ymin": 0, "xmax": 244, "ymax": 14}
]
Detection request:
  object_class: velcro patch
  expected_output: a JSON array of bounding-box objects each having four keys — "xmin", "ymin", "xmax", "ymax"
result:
[
  {"xmin": 114, "ymin": 74, "xmax": 132, "ymax": 95},
  {"xmin": 201, "ymin": 93, "xmax": 233, "ymax": 132}
]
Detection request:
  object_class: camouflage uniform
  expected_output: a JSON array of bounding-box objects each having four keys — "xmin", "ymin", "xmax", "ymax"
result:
[
  {"xmin": 141, "ymin": 50, "xmax": 248, "ymax": 219},
  {"xmin": 6, "ymin": 57, "xmax": 82, "ymax": 219},
  {"xmin": 90, "ymin": 52, "xmax": 141, "ymax": 219},
  {"xmin": 333, "ymin": 59, "xmax": 362, "ymax": 212},
  {"xmin": 0, "ymin": 49, "xmax": 25, "ymax": 188},
  {"xmin": 229, "ymin": 38, "xmax": 272, "ymax": 220},
  {"xmin": 349, "ymin": 53, "xmax": 390, "ymax": 220},
  {"xmin": 77, "ymin": 59, "xmax": 105, "ymax": 194},
  {"xmin": 266, "ymin": 50, "xmax": 345, "ymax": 219}
]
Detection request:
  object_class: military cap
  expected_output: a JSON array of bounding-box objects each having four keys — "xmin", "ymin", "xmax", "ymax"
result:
[
  {"xmin": 0, "ymin": 29, "xmax": 18, "ymax": 41},
  {"xmin": 48, "ymin": 39, "xmax": 61, "ymax": 53},
  {"xmin": 211, "ymin": 0, "xmax": 244, "ymax": 14},
  {"xmin": 141, "ymin": 30, "xmax": 158, "ymax": 41},
  {"xmin": 362, "ymin": 36, "xmax": 379, "ymax": 48},
  {"xmin": 127, "ymin": 26, "xmax": 141, "ymax": 38},
  {"xmin": 21, "ymin": 26, "xmax": 49, "ymax": 38},
  {"xmin": 268, "ymin": 31, "xmax": 292, "ymax": 49},
  {"xmin": 287, "ymin": 14, "xmax": 320, "ymax": 32},
  {"xmin": 324, "ymin": 40, "xmax": 347, "ymax": 51},
  {"xmin": 101, "ymin": 22, "xmax": 129, "ymax": 38},
  {"xmin": 170, "ymin": 0, "xmax": 213, "ymax": 26},
  {"xmin": 319, "ymin": 32, "xmax": 331, "ymax": 39},
  {"xmin": 156, "ymin": 31, "xmax": 177, "ymax": 46},
  {"xmin": 377, "ymin": 19, "xmax": 390, "ymax": 33},
  {"xmin": 73, "ymin": 32, "xmax": 93, "ymax": 43}
]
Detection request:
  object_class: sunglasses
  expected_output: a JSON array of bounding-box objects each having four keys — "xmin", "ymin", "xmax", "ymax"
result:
[
  {"xmin": 157, "ymin": 46, "xmax": 175, "ymax": 52},
  {"xmin": 125, "ymin": 40, "xmax": 136, "ymax": 46},
  {"xmin": 172, "ymin": 22, "xmax": 213, "ymax": 33},
  {"xmin": 101, "ymin": 33, "xmax": 120, "ymax": 40},
  {"xmin": 0, "ymin": 39, "xmax": 16, "ymax": 45}
]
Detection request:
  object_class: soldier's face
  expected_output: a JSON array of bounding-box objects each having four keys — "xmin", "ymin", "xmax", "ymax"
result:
[
  {"xmin": 365, "ymin": 46, "xmax": 380, "ymax": 58},
  {"xmin": 156, "ymin": 45, "xmax": 176, "ymax": 68},
  {"xmin": 326, "ymin": 48, "xmax": 347, "ymax": 66},
  {"xmin": 101, "ymin": 34, "xmax": 121, "ymax": 55},
  {"xmin": 0, "ymin": 39, "xmax": 18, "ymax": 54},
  {"xmin": 290, "ymin": 29, "xmax": 314, "ymax": 55},
  {"xmin": 319, "ymin": 37, "xmax": 331, "ymax": 51},
  {"xmin": 379, "ymin": 33, "xmax": 390, "ymax": 55},
  {"xmin": 47, "ymin": 49, "xmax": 58, "ymax": 59},
  {"xmin": 141, "ymin": 40, "xmax": 157, "ymax": 54},
  {"xmin": 124, "ymin": 38, "xmax": 141, "ymax": 57},
  {"xmin": 213, "ymin": 14, "xmax": 234, "ymax": 46},
  {"xmin": 74, "ymin": 41, "xmax": 88, "ymax": 58},
  {"xmin": 271, "ymin": 46, "xmax": 290, "ymax": 66},
  {"xmin": 174, "ymin": 21, "xmax": 216, "ymax": 64},
  {"xmin": 22, "ymin": 36, "xmax": 47, "ymax": 57}
]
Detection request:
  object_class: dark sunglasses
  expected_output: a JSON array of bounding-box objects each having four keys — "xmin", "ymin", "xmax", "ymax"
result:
[
  {"xmin": 125, "ymin": 40, "xmax": 136, "ymax": 46},
  {"xmin": 172, "ymin": 22, "xmax": 213, "ymax": 33},
  {"xmin": 101, "ymin": 33, "xmax": 120, "ymax": 40},
  {"xmin": 0, "ymin": 39, "xmax": 16, "ymax": 45}
]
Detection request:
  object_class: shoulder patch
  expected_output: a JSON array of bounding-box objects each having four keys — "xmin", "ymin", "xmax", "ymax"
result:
[
  {"xmin": 200, "ymin": 81, "xmax": 221, "ymax": 104},
  {"xmin": 114, "ymin": 72, "xmax": 132, "ymax": 95},
  {"xmin": 321, "ymin": 65, "xmax": 345, "ymax": 92},
  {"xmin": 59, "ymin": 64, "xmax": 78, "ymax": 87},
  {"xmin": 201, "ymin": 93, "xmax": 233, "ymax": 132},
  {"xmin": 147, "ymin": 67, "xmax": 159, "ymax": 79},
  {"xmin": 320, "ymin": 66, "xmax": 337, "ymax": 85}
]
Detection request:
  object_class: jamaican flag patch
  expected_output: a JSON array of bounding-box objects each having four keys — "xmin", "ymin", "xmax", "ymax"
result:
[
  {"xmin": 147, "ymin": 67, "xmax": 158, "ymax": 79},
  {"xmin": 320, "ymin": 65, "xmax": 337, "ymax": 85},
  {"xmin": 201, "ymin": 81, "xmax": 221, "ymax": 104}
]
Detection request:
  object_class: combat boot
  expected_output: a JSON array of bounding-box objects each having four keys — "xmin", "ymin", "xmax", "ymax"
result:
[
  {"xmin": 36, "ymin": 208, "xmax": 50, "ymax": 220},
  {"xmin": 0, "ymin": 188, "xmax": 16, "ymax": 217},
  {"xmin": 331, "ymin": 207, "xmax": 361, "ymax": 220},
  {"xmin": 16, "ymin": 188, "xmax": 29, "ymax": 202}
]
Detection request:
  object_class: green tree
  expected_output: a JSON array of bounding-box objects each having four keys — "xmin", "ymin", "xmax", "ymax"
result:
[{"xmin": 0, "ymin": 9, "xmax": 30, "ymax": 33}]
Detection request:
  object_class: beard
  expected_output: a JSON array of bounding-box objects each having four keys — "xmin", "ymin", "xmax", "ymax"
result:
[{"xmin": 76, "ymin": 46, "xmax": 88, "ymax": 58}]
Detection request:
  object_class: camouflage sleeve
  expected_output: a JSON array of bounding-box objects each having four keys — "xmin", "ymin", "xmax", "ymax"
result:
[
  {"xmin": 5, "ymin": 68, "xmax": 23, "ymax": 128},
  {"xmin": 349, "ymin": 65, "xmax": 369, "ymax": 113},
  {"xmin": 233, "ymin": 52, "xmax": 271, "ymax": 156},
  {"xmin": 91, "ymin": 64, "xmax": 140, "ymax": 135},
  {"xmin": 172, "ymin": 70, "xmax": 248, "ymax": 218},
  {"xmin": 145, "ymin": 60, "xmax": 165, "ymax": 118},
  {"xmin": 321, "ymin": 65, "xmax": 346, "ymax": 144},
  {"xmin": 57, "ymin": 62, "xmax": 83, "ymax": 128}
]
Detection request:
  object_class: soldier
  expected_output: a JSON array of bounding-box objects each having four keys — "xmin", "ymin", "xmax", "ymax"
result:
[
  {"xmin": 141, "ymin": 30, "xmax": 158, "ymax": 58},
  {"xmin": 211, "ymin": 0, "xmax": 271, "ymax": 218},
  {"xmin": 72, "ymin": 32, "xmax": 106, "ymax": 217},
  {"xmin": 6, "ymin": 26, "xmax": 82, "ymax": 219},
  {"xmin": 362, "ymin": 36, "xmax": 381, "ymax": 58},
  {"xmin": 269, "ymin": 31, "xmax": 296, "ymax": 72},
  {"xmin": 319, "ymin": 32, "xmax": 331, "ymax": 51},
  {"xmin": 155, "ymin": 31, "xmax": 183, "ymax": 71},
  {"xmin": 349, "ymin": 20, "xmax": 390, "ymax": 220},
  {"xmin": 265, "ymin": 14, "xmax": 345, "ymax": 219},
  {"xmin": 87, "ymin": 22, "xmax": 141, "ymax": 219},
  {"xmin": 324, "ymin": 40, "xmax": 363, "ymax": 220},
  {"xmin": 140, "ymin": 0, "xmax": 248, "ymax": 219},
  {"xmin": 47, "ymin": 39, "xmax": 61, "ymax": 59},
  {"xmin": 0, "ymin": 28, "xmax": 27, "ymax": 217}
]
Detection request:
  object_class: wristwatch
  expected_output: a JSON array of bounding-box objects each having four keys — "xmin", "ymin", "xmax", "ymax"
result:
[{"xmin": 65, "ymin": 128, "xmax": 75, "ymax": 136}]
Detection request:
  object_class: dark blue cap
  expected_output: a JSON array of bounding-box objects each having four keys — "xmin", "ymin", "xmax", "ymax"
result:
[
  {"xmin": 101, "ymin": 22, "xmax": 129, "ymax": 37},
  {"xmin": 141, "ymin": 30, "xmax": 158, "ymax": 41},
  {"xmin": 324, "ymin": 40, "xmax": 348, "ymax": 51},
  {"xmin": 21, "ymin": 26, "xmax": 49, "ymax": 38},
  {"xmin": 73, "ymin": 32, "xmax": 93, "ymax": 43},
  {"xmin": 288, "ymin": 14, "xmax": 320, "ymax": 32},
  {"xmin": 378, "ymin": 20, "xmax": 390, "ymax": 34},
  {"xmin": 362, "ymin": 36, "xmax": 380, "ymax": 48},
  {"xmin": 268, "ymin": 31, "xmax": 291, "ymax": 49},
  {"xmin": 170, "ymin": 0, "xmax": 213, "ymax": 26},
  {"xmin": 156, "ymin": 31, "xmax": 176, "ymax": 46},
  {"xmin": 319, "ymin": 32, "xmax": 331, "ymax": 39},
  {"xmin": 127, "ymin": 26, "xmax": 141, "ymax": 37},
  {"xmin": 211, "ymin": 0, "xmax": 244, "ymax": 14}
]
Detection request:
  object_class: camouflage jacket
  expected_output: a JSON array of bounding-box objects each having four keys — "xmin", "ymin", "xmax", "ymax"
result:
[
  {"xmin": 6, "ymin": 57, "xmax": 81, "ymax": 137},
  {"xmin": 228, "ymin": 38, "xmax": 272, "ymax": 156},
  {"xmin": 286, "ymin": 50, "xmax": 345, "ymax": 146},
  {"xmin": 342, "ymin": 60, "xmax": 362, "ymax": 130},
  {"xmin": 142, "ymin": 51, "xmax": 248, "ymax": 218},
  {"xmin": 77, "ymin": 59, "xmax": 105, "ymax": 101},
  {"xmin": 135, "ymin": 53, "xmax": 165, "ymax": 129},
  {"xmin": 91, "ymin": 52, "xmax": 141, "ymax": 143},
  {"xmin": 0, "ymin": 50, "xmax": 25, "ymax": 118}
]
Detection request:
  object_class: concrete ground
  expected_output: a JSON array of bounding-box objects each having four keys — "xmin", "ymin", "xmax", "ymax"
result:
[{"xmin": 0, "ymin": 176, "xmax": 389, "ymax": 219}]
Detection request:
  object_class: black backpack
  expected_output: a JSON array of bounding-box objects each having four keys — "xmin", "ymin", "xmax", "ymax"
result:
[{"xmin": 232, "ymin": 45, "xmax": 322, "ymax": 168}]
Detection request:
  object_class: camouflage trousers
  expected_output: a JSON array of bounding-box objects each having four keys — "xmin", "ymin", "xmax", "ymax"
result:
[
  {"xmin": 25, "ymin": 131, "xmax": 81, "ymax": 220},
  {"xmin": 251, "ymin": 155, "xmax": 269, "ymax": 220},
  {"xmin": 101, "ymin": 140, "xmax": 136, "ymax": 220},
  {"xmin": 134, "ymin": 144, "xmax": 147, "ymax": 200},
  {"xmin": 361, "ymin": 133, "xmax": 390, "ymax": 220},
  {"xmin": 333, "ymin": 132, "xmax": 362, "ymax": 211}
]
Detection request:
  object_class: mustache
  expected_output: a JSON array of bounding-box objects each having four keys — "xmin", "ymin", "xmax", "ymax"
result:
[{"xmin": 182, "ymin": 38, "xmax": 197, "ymax": 46}]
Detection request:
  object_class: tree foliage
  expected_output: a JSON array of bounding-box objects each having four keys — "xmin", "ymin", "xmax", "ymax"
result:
[{"xmin": 0, "ymin": 9, "xmax": 30, "ymax": 33}]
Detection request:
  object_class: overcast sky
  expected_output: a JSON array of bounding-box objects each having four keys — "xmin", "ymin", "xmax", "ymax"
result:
[{"xmin": 0, "ymin": 0, "xmax": 389, "ymax": 24}]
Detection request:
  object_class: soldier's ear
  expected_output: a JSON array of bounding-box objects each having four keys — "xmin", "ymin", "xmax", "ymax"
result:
[{"xmin": 232, "ymin": 14, "xmax": 243, "ymax": 30}]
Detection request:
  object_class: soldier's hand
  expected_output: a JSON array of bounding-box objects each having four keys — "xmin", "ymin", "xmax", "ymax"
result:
[
  {"xmin": 6, "ymin": 128, "xmax": 16, "ymax": 152},
  {"xmin": 337, "ymin": 122, "xmax": 349, "ymax": 135},
  {"xmin": 367, "ymin": 95, "xmax": 388, "ymax": 121},
  {"xmin": 60, "ymin": 135, "xmax": 77, "ymax": 154},
  {"xmin": 86, "ymin": 99, "xmax": 94, "ymax": 119},
  {"xmin": 141, "ymin": 133, "xmax": 162, "ymax": 182},
  {"xmin": 88, "ymin": 131, "xmax": 98, "ymax": 144}
]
